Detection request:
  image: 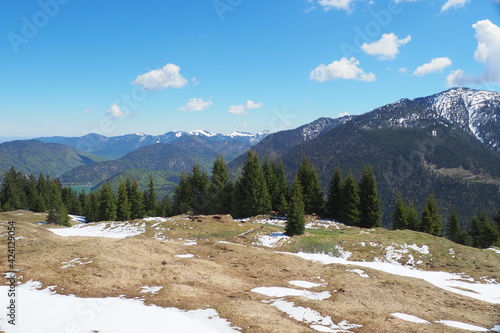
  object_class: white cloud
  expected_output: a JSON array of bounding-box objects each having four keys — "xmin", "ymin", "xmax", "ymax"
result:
[
  {"xmin": 441, "ymin": 0, "xmax": 469, "ymax": 12},
  {"xmin": 398, "ymin": 68, "xmax": 408, "ymax": 74},
  {"xmin": 106, "ymin": 104, "xmax": 126, "ymax": 118},
  {"xmin": 317, "ymin": 0, "xmax": 356, "ymax": 11},
  {"xmin": 310, "ymin": 57, "xmax": 376, "ymax": 82},
  {"xmin": 361, "ymin": 33, "xmax": 411, "ymax": 60},
  {"xmin": 228, "ymin": 100, "xmax": 263, "ymax": 115},
  {"xmin": 413, "ymin": 57, "xmax": 452, "ymax": 76},
  {"xmin": 131, "ymin": 64, "xmax": 188, "ymax": 91},
  {"xmin": 337, "ymin": 112, "xmax": 349, "ymax": 118},
  {"xmin": 447, "ymin": 20, "xmax": 500, "ymax": 86},
  {"xmin": 178, "ymin": 98, "xmax": 213, "ymax": 112},
  {"xmin": 84, "ymin": 107, "xmax": 94, "ymax": 114}
]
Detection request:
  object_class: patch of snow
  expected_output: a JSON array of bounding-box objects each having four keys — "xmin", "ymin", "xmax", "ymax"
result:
[
  {"xmin": 391, "ymin": 313, "xmax": 429, "ymax": 324},
  {"xmin": 449, "ymin": 248, "xmax": 455, "ymax": 258},
  {"xmin": 306, "ymin": 220, "xmax": 346, "ymax": 230},
  {"xmin": 184, "ymin": 241, "xmax": 197, "ymax": 246},
  {"xmin": 49, "ymin": 221, "xmax": 145, "ymax": 239},
  {"xmin": 253, "ymin": 218, "xmax": 287, "ymax": 227},
  {"xmin": 488, "ymin": 247, "xmax": 500, "ymax": 254},
  {"xmin": 175, "ymin": 254, "xmax": 195, "ymax": 259},
  {"xmin": 140, "ymin": 285, "xmax": 163, "ymax": 294},
  {"xmin": 289, "ymin": 252, "xmax": 500, "ymax": 304},
  {"xmin": 253, "ymin": 232, "xmax": 289, "ymax": 248},
  {"xmin": 491, "ymin": 325, "xmax": 500, "ymax": 332},
  {"xmin": 0, "ymin": 281, "xmax": 239, "ymax": 332},
  {"xmin": 289, "ymin": 281, "xmax": 324, "ymax": 289},
  {"xmin": 61, "ymin": 258, "xmax": 93, "ymax": 269},
  {"xmin": 346, "ymin": 269, "xmax": 369, "ymax": 278},
  {"xmin": 435, "ymin": 320, "xmax": 489, "ymax": 331},
  {"xmin": 251, "ymin": 287, "xmax": 331, "ymax": 301}
]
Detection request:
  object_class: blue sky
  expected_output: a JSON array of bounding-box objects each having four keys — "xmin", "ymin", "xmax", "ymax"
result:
[{"xmin": 1, "ymin": 0, "xmax": 500, "ymax": 139}]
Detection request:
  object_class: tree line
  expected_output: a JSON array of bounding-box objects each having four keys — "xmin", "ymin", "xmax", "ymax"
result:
[{"xmin": 392, "ymin": 193, "xmax": 500, "ymax": 249}]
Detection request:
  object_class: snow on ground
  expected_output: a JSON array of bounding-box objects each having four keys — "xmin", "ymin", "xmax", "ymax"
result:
[
  {"xmin": 253, "ymin": 218, "xmax": 287, "ymax": 227},
  {"xmin": 253, "ymin": 232, "xmax": 289, "ymax": 248},
  {"xmin": 61, "ymin": 258, "xmax": 93, "ymax": 269},
  {"xmin": 251, "ymin": 287, "xmax": 331, "ymax": 301},
  {"xmin": 382, "ymin": 244, "xmax": 429, "ymax": 266},
  {"xmin": 391, "ymin": 313, "xmax": 429, "ymax": 324},
  {"xmin": 184, "ymin": 240, "xmax": 198, "ymax": 246},
  {"xmin": 139, "ymin": 285, "xmax": 163, "ymax": 294},
  {"xmin": 268, "ymin": 299, "xmax": 362, "ymax": 333},
  {"xmin": 305, "ymin": 220, "xmax": 347, "ymax": 230},
  {"xmin": 49, "ymin": 221, "xmax": 145, "ymax": 239},
  {"xmin": 288, "ymin": 252, "xmax": 500, "ymax": 304},
  {"xmin": 346, "ymin": 269, "xmax": 369, "ymax": 278},
  {"xmin": 489, "ymin": 247, "xmax": 500, "ymax": 254},
  {"xmin": 175, "ymin": 254, "xmax": 195, "ymax": 258},
  {"xmin": 289, "ymin": 280, "xmax": 324, "ymax": 289},
  {"xmin": 68, "ymin": 215, "xmax": 86, "ymax": 223},
  {"xmin": 0, "ymin": 281, "xmax": 239, "ymax": 333},
  {"xmin": 435, "ymin": 320, "xmax": 490, "ymax": 331}
]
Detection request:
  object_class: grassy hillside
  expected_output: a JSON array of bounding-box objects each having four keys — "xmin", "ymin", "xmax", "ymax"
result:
[{"xmin": 3, "ymin": 210, "xmax": 499, "ymax": 332}]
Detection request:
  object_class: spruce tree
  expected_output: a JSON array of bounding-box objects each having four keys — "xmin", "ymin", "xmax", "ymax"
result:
[
  {"xmin": 209, "ymin": 155, "xmax": 233, "ymax": 214},
  {"xmin": 338, "ymin": 171, "xmax": 360, "ymax": 226},
  {"xmin": 296, "ymin": 158, "xmax": 324, "ymax": 215},
  {"xmin": 46, "ymin": 202, "xmax": 70, "ymax": 227},
  {"xmin": 493, "ymin": 211, "xmax": 500, "ymax": 232},
  {"xmin": 420, "ymin": 194, "xmax": 442, "ymax": 236},
  {"xmin": 233, "ymin": 151, "xmax": 271, "ymax": 218},
  {"xmin": 407, "ymin": 201, "xmax": 420, "ymax": 231},
  {"xmin": 470, "ymin": 212, "xmax": 499, "ymax": 249},
  {"xmin": 144, "ymin": 175, "xmax": 157, "ymax": 216},
  {"xmin": 285, "ymin": 177, "xmax": 305, "ymax": 236},
  {"xmin": 127, "ymin": 178, "xmax": 144, "ymax": 219},
  {"xmin": 358, "ymin": 166, "xmax": 382, "ymax": 228},
  {"xmin": 98, "ymin": 182, "xmax": 117, "ymax": 221},
  {"xmin": 158, "ymin": 194, "xmax": 173, "ymax": 217},
  {"xmin": 326, "ymin": 167, "xmax": 343, "ymax": 221},
  {"xmin": 190, "ymin": 165, "xmax": 210, "ymax": 214},
  {"xmin": 392, "ymin": 194, "xmax": 408, "ymax": 230},
  {"xmin": 173, "ymin": 173, "xmax": 194, "ymax": 215},
  {"xmin": 445, "ymin": 211, "xmax": 462, "ymax": 244},
  {"xmin": 116, "ymin": 178, "xmax": 132, "ymax": 221},
  {"xmin": 262, "ymin": 159, "xmax": 289, "ymax": 214}
]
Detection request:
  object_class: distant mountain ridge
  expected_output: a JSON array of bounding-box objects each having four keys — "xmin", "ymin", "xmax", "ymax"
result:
[{"xmin": 37, "ymin": 130, "xmax": 269, "ymax": 159}]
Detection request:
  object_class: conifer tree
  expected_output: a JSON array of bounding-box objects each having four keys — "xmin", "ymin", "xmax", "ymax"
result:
[
  {"xmin": 84, "ymin": 191, "xmax": 100, "ymax": 223},
  {"xmin": 338, "ymin": 171, "xmax": 360, "ymax": 226},
  {"xmin": 158, "ymin": 194, "xmax": 173, "ymax": 217},
  {"xmin": 392, "ymin": 194, "xmax": 408, "ymax": 230},
  {"xmin": 469, "ymin": 212, "xmax": 499, "ymax": 249},
  {"xmin": 233, "ymin": 151, "xmax": 271, "ymax": 218},
  {"xmin": 173, "ymin": 173, "xmax": 194, "ymax": 215},
  {"xmin": 493, "ymin": 211, "xmax": 500, "ymax": 232},
  {"xmin": 262, "ymin": 159, "xmax": 288, "ymax": 213},
  {"xmin": 407, "ymin": 201, "xmax": 420, "ymax": 231},
  {"xmin": 46, "ymin": 202, "xmax": 70, "ymax": 227},
  {"xmin": 127, "ymin": 178, "xmax": 144, "ymax": 219},
  {"xmin": 296, "ymin": 158, "xmax": 324, "ymax": 215},
  {"xmin": 420, "ymin": 194, "xmax": 442, "ymax": 236},
  {"xmin": 209, "ymin": 155, "xmax": 233, "ymax": 214},
  {"xmin": 190, "ymin": 165, "xmax": 210, "ymax": 214},
  {"xmin": 326, "ymin": 167, "xmax": 343, "ymax": 221},
  {"xmin": 285, "ymin": 177, "xmax": 305, "ymax": 236},
  {"xmin": 445, "ymin": 211, "xmax": 462, "ymax": 244},
  {"xmin": 144, "ymin": 175, "xmax": 157, "ymax": 216},
  {"xmin": 98, "ymin": 182, "xmax": 116, "ymax": 221},
  {"xmin": 116, "ymin": 178, "xmax": 132, "ymax": 221},
  {"xmin": 358, "ymin": 166, "xmax": 382, "ymax": 228}
]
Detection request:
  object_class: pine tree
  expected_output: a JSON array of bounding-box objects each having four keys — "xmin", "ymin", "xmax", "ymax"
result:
[
  {"xmin": 144, "ymin": 175, "xmax": 157, "ymax": 216},
  {"xmin": 116, "ymin": 178, "xmax": 132, "ymax": 221},
  {"xmin": 98, "ymin": 182, "xmax": 116, "ymax": 221},
  {"xmin": 392, "ymin": 194, "xmax": 408, "ymax": 230},
  {"xmin": 233, "ymin": 151, "xmax": 271, "ymax": 218},
  {"xmin": 296, "ymin": 158, "xmax": 324, "ymax": 215},
  {"xmin": 285, "ymin": 177, "xmax": 305, "ymax": 236},
  {"xmin": 190, "ymin": 165, "xmax": 210, "ymax": 214},
  {"xmin": 84, "ymin": 191, "xmax": 100, "ymax": 223},
  {"xmin": 262, "ymin": 159, "xmax": 289, "ymax": 214},
  {"xmin": 158, "ymin": 194, "xmax": 173, "ymax": 217},
  {"xmin": 493, "ymin": 211, "xmax": 500, "ymax": 232},
  {"xmin": 46, "ymin": 202, "xmax": 70, "ymax": 227},
  {"xmin": 407, "ymin": 201, "xmax": 420, "ymax": 231},
  {"xmin": 420, "ymin": 194, "xmax": 442, "ymax": 236},
  {"xmin": 338, "ymin": 171, "xmax": 360, "ymax": 226},
  {"xmin": 358, "ymin": 166, "xmax": 382, "ymax": 228},
  {"xmin": 445, "ymin": 211, "xmax": 462, "ymax": 244},
  {"xmin": 208, "ymin": 155, "xmax": 233, "ymax": 214},
  {"xmin": 326, "ymin": 167, "xmax": 343, "ymax": 221},
  {"xmin": 173, "ymin": 173, "xmax": 194, "ymax": 215},
  {"xmin": 127, "ymin": 178, "xmax": 144, "ymax": 219},
  {"xmin": 469, "ymin": 212, "xmax": 499, "ymax": 249}
]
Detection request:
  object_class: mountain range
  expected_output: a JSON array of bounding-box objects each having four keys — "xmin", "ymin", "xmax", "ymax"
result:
[{"xmin": 1, "ymin": 87, "xmax": 499, "ymax": 226}]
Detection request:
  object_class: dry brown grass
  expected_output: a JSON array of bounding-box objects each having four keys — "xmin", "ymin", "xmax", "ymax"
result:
[{"xmin": 1, "ymin": 211, "xmax": 499, "ymax": 332}]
